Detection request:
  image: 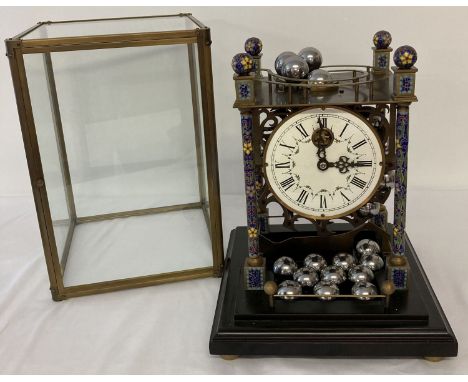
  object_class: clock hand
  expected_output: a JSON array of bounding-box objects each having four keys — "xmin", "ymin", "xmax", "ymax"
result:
[
  {"xmin": 330, "ymin": 156, "xmax": 370, "ymax": 174},
  {"xmin": 315, "ymin": 118, "xmax": 333, "ymax": 171}
]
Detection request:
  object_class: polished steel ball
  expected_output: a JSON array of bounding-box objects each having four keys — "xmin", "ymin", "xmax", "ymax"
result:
[
  {"xmin": 274, "ymin": 51, "xmax": 296, "ymax": 74},
  {"xmin": 277, "ymin": 280, "xmax": 302, "ymax": 300},
  {"xmin": 281, "ymin": 55, "xmax": 309, "ymax": 79},
  {"xmin": 356, "ymin": 239, "xmax": 381, "ymax": 257},
  {"xmin": 244, "ymin": 37, "xmax": 263, "ymax": 56},
  {"xmin": 360, "ymin": 253, "xmax": 385, "ymax": 271},
  {"xmin": 304, "ymin": 253, "xmax": 327, "ymax": 272},
  {"xmin": 332, "ymin": 252, "xmax": 356, "ymax": 271},
  {"xmin": 293, "ymin": 267, "xmax": 319, "ymax": 287},
  {"xmin": 231, "ymin": 52, "xmax": 254, "ymax": 75},
  {"xmin": 313, "ymin": 281, "xmax": 339, "ymax": 301},
  {"xmin": 307, "ymin": 68, "xmax": 332, "ymax": 84},
  {"xmin": 352, "ymin": 281, "xmax": 378, "ymax": 301},
  {"xmin": 321, "ymin": 266, "xmax": 346, "ymax": 285},
  {"xmin": 273, "ymin": 256, "xmax": 298, "ymax": 276},
  {"xmin": 298, "ymin": 47, "xmax": 323, "ymax": 71},
  {"xmin": 393, "ymin": 45, "xmax": 417, "ymax": 69},
  {"xmin": 358, "ymin": 202, "xmax": 381, "ymax": 217},
  {"xmin": 348, "ymin": 265, "xmax": 375, "ymax": 283},
  {"xmin": 380, "ymin": 171, "xmax": 395, "ymax": 189},
  {"xmin": 373, "ymin": 30, "xmax": 392, "ymax": 49}
]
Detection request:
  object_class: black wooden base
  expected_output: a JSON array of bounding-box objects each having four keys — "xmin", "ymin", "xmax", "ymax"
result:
[{"xmin": 209, "ymin": 226, "xmax": 458, "ymax": 358}]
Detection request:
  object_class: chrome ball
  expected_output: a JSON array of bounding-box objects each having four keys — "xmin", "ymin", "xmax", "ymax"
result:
[
  {"xmin": 273, "ymin": 256, "xmax": 298, "ymax": 276},
  {"xmin": 304, "ymin": 253, "xmax": 327, "ymax": 272},
  {"xmin": 307, "ymin": 68, "xmax": 332, "ymax": 84},
  {"xmin": 348, "ymin": 265, "xmax": 375, "ymax": 283},
  {"xmin": 298, "ymin": 47, "xmax": 323, "ymax": 71},
  {"xmin": 332, "ymin": 252, "xmax": 356, "ymax": 271},
  {"xmin": 360, "ymin": 254, "xmax": 385, "ymax": 271},
  {"xmin": 321, "ymin": 266, "xmax": 346, "ymax": 285},
  {"xmin": 313, "ymin": 281, "xmax": 339, "ymax": 301},
  {"xmin": 356, "ymin": 239, "xmax": 381, "ymax": 257},
  {"xmin": 277, "ymin": 280, "xmax": 302, "ymax": 300},
  {"xmin": 359, "ymin": 202, "xmax": 381, "ymax": 217},
  {"xmin": 352, "ymin": 281, "xmax": 378, "ymax": 301},
  {"xmin": 281, "ymin": 55, "xmax": 309, "ymax": 79},
  {"xmin": 274, "ymin": 51, "xmax": 296, "ymax": 74},
  {"xmin": 293, "ymin": 267, "xmax": 319, "ymax": 287},
  {"xmin": 380, "ymin": 171, "xmax": 395, "ymax": 189}
]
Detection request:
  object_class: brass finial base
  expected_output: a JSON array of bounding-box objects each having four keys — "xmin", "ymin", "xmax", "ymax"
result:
[
  {"xmin": 247, "ymin": 255, "xmax": 264, "ymax": 267},
  {"xmin": 389, "ymin": 255, "xmax": 407, "ymax": 267}
]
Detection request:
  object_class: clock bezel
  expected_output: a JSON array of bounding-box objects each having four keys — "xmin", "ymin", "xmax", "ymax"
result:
[{"xmin": 262, "ymin": 105, "xmax": 385, "ymax": 221}]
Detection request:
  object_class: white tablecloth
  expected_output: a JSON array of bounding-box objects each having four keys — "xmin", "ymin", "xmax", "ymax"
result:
[{"xmin": 0, "ymin": 191, "xmax": 466, "ymax": 374}]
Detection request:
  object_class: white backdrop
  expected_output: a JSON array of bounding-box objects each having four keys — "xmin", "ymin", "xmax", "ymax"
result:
[{"xmin": 1, "ymin": 6, "xmax": 468, "ymax": 374}]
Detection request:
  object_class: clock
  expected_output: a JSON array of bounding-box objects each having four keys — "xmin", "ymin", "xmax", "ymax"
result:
[
  {"xmin": 210, "ymin": 31, "xmax": 458, "ymax": 360},
  {"xmin": 264, "ymin": 107, "xmax": 384, "ymax": 220}
]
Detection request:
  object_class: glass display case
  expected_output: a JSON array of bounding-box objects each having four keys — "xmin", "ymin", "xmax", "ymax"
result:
[{"xmin": 6, "ymin": 14, "xmax": 224, "ymax": 300}]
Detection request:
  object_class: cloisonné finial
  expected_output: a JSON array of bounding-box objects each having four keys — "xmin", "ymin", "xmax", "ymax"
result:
[
  {"xmin": 244, "ymin": 37, "xmax": 263, "ymax": 56},
  {"xmin": 231, "ymin": 52, "xmax": 254, "ymax": 75},
  {"xmin": 373, "ymin": 30, "xmax": 392, "ymax": 49},
  {"xmin": 393, "ymin": 45, "xmax": 418, "ymax": 69}
]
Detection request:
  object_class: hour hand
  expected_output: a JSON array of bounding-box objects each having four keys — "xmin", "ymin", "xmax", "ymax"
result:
[
  {"xmin": 331, "ymin": 156, "xmax": 352, "ymax": 173},
  {"xmin": 332, "ymin": 156, "xmax": 372, "ymax": 173}
]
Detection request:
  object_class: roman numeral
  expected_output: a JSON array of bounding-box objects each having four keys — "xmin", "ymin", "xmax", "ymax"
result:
[
  {"xmin": 280, "ymin": 177, "xmax": 295, "ymax": 191},
  {"xmin": 297, "ymin": 190, "xmax": 309, "ymax": 204},
  {"xmin": 357, "ymin": 160, "xmax": 372, "ymax": 167},
  {"xmin": 295, "ymin": 124, "xmax": 308, "ymax": 138},
  {"xmin": 280, "ymin": 143, "xmax": 295, "ymax": 150},
  {"xmin": 339, "ymin": 123, "xmax": 348, "ymax": 137},
  {"xmin": 318, "ymin": 117, "xmax": 327, "ymax": 129},
  {"xmin": 351, "ymin": 176, "xmax": 367, "ymax": 189},
  {"xmin": 352, "ymin": 139, "xmax": 367, "ymax": 150},
  {"xmin": 275, "ymin": 162, "xmax": 290, "ymax": 169},
  {"xmin": 340, "ymin": 191, "xmax": 350, "ymax": 202},
  {"xmin": 320, "ymin": 195, "xmax": 327, "ymax": 209}
]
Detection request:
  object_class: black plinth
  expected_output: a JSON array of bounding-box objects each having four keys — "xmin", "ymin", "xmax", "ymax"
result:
[{"xmin": 209, "ymin": 226, "xmax": 458, "ymax": 358}]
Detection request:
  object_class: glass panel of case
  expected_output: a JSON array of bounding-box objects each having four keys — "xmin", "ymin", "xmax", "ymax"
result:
[{"xmin": 23, "ymin": 41, "xmax": 214, "ymax": 286}]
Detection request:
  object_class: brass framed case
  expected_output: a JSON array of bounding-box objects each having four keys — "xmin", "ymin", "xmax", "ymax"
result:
[{"xmin": 6, "ymin": 13, "xmax": 224, "ymax": 300}]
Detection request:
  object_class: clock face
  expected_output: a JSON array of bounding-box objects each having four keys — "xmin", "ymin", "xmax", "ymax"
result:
[{"xmin": 264, "ymin": 107, "xmax": 384, "ymax": 220}]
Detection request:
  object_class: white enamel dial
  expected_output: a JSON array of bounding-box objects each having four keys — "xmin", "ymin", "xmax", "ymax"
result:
[{"xmin": 264, "ymin": 107, "xmax": 384, "ymax": 220}]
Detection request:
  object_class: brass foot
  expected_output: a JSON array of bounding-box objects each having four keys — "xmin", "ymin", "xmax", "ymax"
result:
[
  {"xmin": 220, "ymin": 355, "xmax": 239, "ymax": 361},
  {"xmin": 424, "ymin": 356, "xmax": 443, "ymax": 362}
]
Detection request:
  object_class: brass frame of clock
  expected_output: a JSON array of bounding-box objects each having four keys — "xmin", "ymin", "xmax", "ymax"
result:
[{"xmin": 210, "ymin": 32, "xmax": 458, "ymax": 360}]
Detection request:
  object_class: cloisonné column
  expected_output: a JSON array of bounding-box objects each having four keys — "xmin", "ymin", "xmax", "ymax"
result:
[
  {"xmin": 241, "ymin": 111, "xmax": 260, "ymax": 259},
  {"xmin": 232, "ymin": 47, "xmax": 265, "ymax": 290},
  {"xmin": 393, "ymin": 105, "xmax": 409, "ymax": 257},
  {"xmin": 389, "ymin": 104, "xmax": 410, "ymax": 290},
  {"xmin": 388, "ymin": 44, "xmax": 418, "ymax": 291}
]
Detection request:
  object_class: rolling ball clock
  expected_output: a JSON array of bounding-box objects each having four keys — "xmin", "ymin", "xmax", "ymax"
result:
[{"xmin": 210, "ymin": 32, "xmax": 458, "ymax": 360}]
